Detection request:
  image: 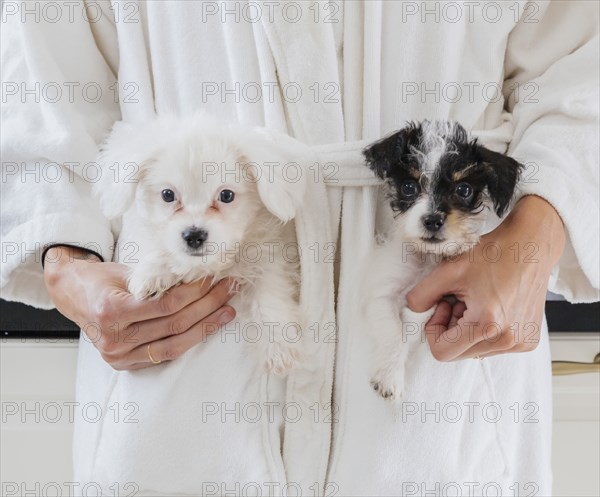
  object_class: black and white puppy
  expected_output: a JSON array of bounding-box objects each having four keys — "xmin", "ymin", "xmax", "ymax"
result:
[{"xmin": 363, "ymin": 120, "xmax": 523, "ymax": 401}]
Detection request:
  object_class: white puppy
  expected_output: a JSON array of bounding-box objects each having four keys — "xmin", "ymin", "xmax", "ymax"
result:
[{"xmin": 93, "ymin": 115, "xmax": 306, "ymax": 375}]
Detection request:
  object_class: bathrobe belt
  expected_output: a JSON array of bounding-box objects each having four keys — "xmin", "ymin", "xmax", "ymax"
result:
[{"xmin": 313, "ymin": 123, "xmax": 514, "ymax": 188}]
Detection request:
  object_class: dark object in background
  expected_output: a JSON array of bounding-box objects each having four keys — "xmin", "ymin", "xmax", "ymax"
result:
[
  {"xmin": 0, "ymin": 299, "xmax": 599, "ymax": 339},
  {"xmin": 1, "ymin": 299, "xmax": 79, "ymax": 339},
  {"xmin": 544, "ymin": 301, "xmax": 600, "ymax": 332}
]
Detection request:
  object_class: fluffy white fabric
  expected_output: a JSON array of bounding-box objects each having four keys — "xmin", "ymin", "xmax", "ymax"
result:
[{"xmin": 2, "ymin": 1, "xmax": 598, "ymax": 496}]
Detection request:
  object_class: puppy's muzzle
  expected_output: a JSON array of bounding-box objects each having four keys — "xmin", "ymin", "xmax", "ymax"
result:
[
  {"xmin": 422, "ymin": 213, "xmax": 445, "ymax": 233},
  {"xmin": 182, "ymin": 227, "xmax": 208, "ymax": 250}
]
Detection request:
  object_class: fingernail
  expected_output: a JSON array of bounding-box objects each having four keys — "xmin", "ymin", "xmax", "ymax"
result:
[
  {"xmin": 231, "ymin": 280, "xmax": 241, "ymax": 293},
  {"xmin": 220, "ymin": 308, "xmax": 235, "ymax": 322}
]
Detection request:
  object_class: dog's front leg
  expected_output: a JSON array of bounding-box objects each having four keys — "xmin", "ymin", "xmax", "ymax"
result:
[
  {"xmin": 365, "ymin": 242, "xmax": 423, "ymax": 402},
  {"xmin": 248, "ymin": 267, "xmax": 302, "ymax": 377},
  {"xmin": 127, "ymin": 255, "xmax": 181, "ymax": 300},
  {"xmin": 367, "ymin": 294, "xmax": 409, "ymax": 402}
]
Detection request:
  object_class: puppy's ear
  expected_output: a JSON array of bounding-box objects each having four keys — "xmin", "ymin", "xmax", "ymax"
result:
[
  {"xmin": 363, "ymin": 123, "xmax": 420, "ymax": 179},
  {"xmin": 94, "ymin": 120, "xmax": 161, "ymax": 219},
  {"xmin": 241, "ymin": 130, "xmax": 307, "ymax": 223},
  {"xmin": 475, "ymin": 146, "xmax": 524, "ymax": 217}
]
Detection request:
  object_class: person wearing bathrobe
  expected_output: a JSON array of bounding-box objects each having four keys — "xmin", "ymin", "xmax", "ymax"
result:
[{"xmin": 2, "ymin": 1, "xmax": 598, "ymax": 496}]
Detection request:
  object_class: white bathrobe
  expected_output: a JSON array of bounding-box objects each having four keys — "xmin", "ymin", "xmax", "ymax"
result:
[{"xmin": 2, "ymin": 1, "xmax": 599, "ymax": 496}]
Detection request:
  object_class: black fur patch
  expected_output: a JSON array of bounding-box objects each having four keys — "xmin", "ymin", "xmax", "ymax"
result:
[{"xmin": 363, "ymin": 120, "xmax": 524, "ymax": 217}]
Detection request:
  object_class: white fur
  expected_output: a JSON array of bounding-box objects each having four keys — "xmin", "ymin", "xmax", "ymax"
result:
[
  {"xmin": 93, "ymin": 114, "xmax": 306, "ymax": 376},
  {"xmin": 364, "ymin": 224, "xmax": 438, "ymax": 401},
  {"xmin": 411, "ymin": 120, "xmax": 462, "ymax": 174}
]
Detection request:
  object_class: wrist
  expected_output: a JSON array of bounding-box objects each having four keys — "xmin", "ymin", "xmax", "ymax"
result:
[
  {"xmin": 43, "ymin": 245, "xmax": 102, "ymax": 267},
  {"xmin": 43, "ymin": 246, "xmax": 101, "ymax": 285},
  {"xmin": 504, "ymin": 195, "xmax": 565, "ymax": 267}
]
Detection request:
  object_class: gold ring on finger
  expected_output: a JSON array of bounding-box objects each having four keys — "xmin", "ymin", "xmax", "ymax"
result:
[{"xmin": 147, "ymin": 343, "xmax": 162, "ymax": 364}]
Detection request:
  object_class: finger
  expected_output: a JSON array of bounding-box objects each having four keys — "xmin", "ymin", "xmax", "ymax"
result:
[
  {"xmin": 406, "ymin": 262, "xmax": 463, "ymax": 312},
  {"xmin": 423, "ymin": 300, "xmax": 453, "ymax": 343},
  {"xmin": 454, "ymin": 341, "xmax": 506, "ymax": 361},
  {"xmin": 474, "ymin": 350, "xmax": 512, "ymax": 360},
  {"xmin": 453, "ymin": 321, "xmax": 517, "ymax": 360},
  {"xmin": 447, "ymin": 301, "xmax": 467, "ymax": 329},
  {"xmin": 121, "ymin": 277, "xmax": 236, "ymax": 324},
  {"xmin": 128, "ymin": 305, "xmax": 236, "ymax": 366},
  {"xmin": 427, "ymin": 310, "xmax": 486, "ymax": 362},
  {"xmin": 477, "ymin": 345, "xmax": 537, "ymax": 359},
  {"xmin": 128, "ymin": 279, "xmax": 239, "ymax": 344},
  {"xmin": 459, "ymin": 347, "xmax": 516, "ymax": 360},
  {"xmin": 456, "ymin": 332, "xmax": 540, "ymax": 360}
]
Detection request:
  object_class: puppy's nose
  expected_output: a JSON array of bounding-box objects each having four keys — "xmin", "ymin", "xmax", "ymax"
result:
[
  {"xmin": 181, "ymin": 227, "xmax": 208, "ymax": 249},
  {"xmin": 422, "ymin": 213, "xmax": 446, "ymax": 232}
]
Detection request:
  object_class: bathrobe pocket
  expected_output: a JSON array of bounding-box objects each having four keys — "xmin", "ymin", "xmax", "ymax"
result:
[
  {"xmin": 327, "ymin": 305, "xmax": 509, "ymax": 497},
  {"xmin": 74, "ymin": 310, "xmax": 287, "ymax": 496}
]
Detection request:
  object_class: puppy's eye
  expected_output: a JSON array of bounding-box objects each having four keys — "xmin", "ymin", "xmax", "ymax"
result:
[
  {"xmin": 400, "ymin": 179, "xmax": 420, "ymax": 198},
  {"xmin": 219, "ymin": 189, "xmax": 235, "ymax": 203},
  {"xmin": 455, "ymin": 182, "xmax": 473, "ymax": 199},
  {"xmin": 161, "ymin": 189, "xmax": 175, "ymax": 203}
]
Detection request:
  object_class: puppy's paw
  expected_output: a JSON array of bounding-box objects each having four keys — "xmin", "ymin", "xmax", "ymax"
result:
[
  {"xmin": 128, "ymin": 271, "xmax": 177, "ymax": 300},
  {"xmin": 265, "ymin": 341, "xmax": 302, "ymax": 376},
  {"xmin": 370, "ymin": 369, "xmax": 404, "ymax": 402},
  {"xmin": 401, "ymin": 305, "xmax": 436, "ymax": 326}
]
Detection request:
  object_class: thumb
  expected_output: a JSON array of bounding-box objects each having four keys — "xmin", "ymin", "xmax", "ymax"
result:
[{"xmin": 406, "ymin": 262, "xmax": 462, "ymax": 312}]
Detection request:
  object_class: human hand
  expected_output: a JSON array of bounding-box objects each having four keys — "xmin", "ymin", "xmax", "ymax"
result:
[
  {"xmin": 406, "ymin": 195, "xmax": 565, "ymax": 360},
  {"xmin": 43, "ymin": 246, "xmax": 237, "ymax": 370}
]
